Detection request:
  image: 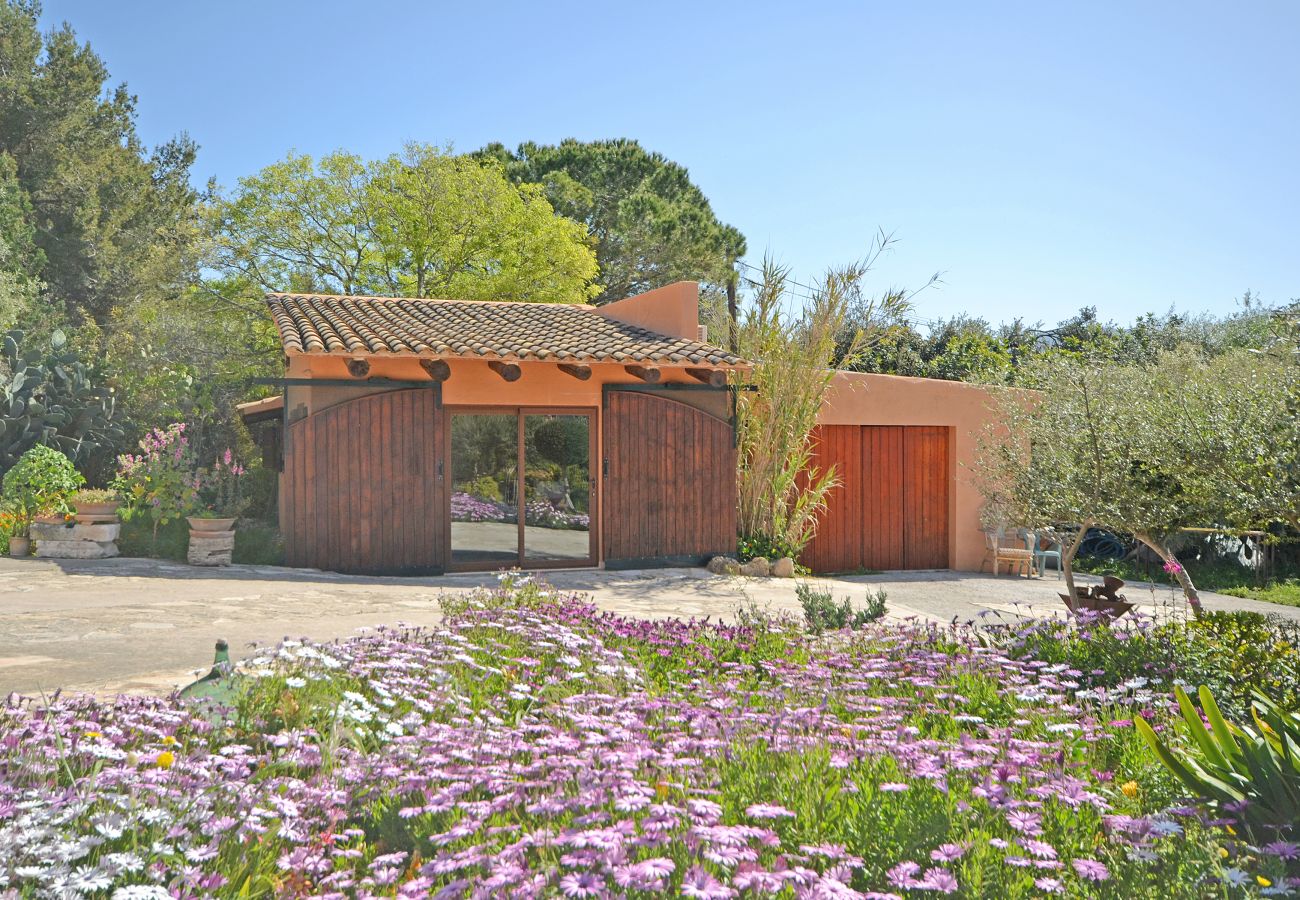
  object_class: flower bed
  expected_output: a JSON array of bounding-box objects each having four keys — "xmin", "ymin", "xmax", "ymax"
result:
[
  {"xmin": 451, "ymin": 492, "xmax": 589, "ymax": 530},
  {"xmin": 0, "ymin": 580, "xmax": 1294, "ymax": 897}
]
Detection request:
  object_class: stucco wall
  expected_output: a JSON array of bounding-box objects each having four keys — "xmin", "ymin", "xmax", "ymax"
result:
[{"xmin": 819, "ymin": 371, "xmax": 1006, "ymax": 571}]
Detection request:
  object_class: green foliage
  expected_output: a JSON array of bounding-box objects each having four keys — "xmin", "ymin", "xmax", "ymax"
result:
[
  {"xmin": 737, "ymin": 532, "xmax": 802, "ymax": 563},
  {"xmin": 0, "ymin": 1, "xmax": 201, "ymax": 326},
  {"xmin": 112, "ymin": 423, "xmax": 198, "ymax": 546},
  {"xmin": 997, "ymin": 610, "xmax": 1300, "ymax": 721},
  {"xmin": 0, "ymin": 328, "xmax": 122, "ymax": 472},
  {"xmin": 0, "ymin": 444, "xmax": 83, "ymax": 536},
  {"xmin": 70, "ymin": 488, "xmax": 117, "ymax": 504},
  {"xmin": 531, "ymin": 417, "xmax": 588, "ymax": 468},
  {"xmin": 1136, "ymin": 685, "xmax": 1300, "ymax": 837},
  {"xmin": 736, "ymin": 249, "xmax": 911, "ymax": 558},
  {"xmin": 798, "ymin": 582, "xmax": 888, "ymax": 634},
  {"xmin": 232, "ymin": 521, "xmax": 283, "ymax": 566},
  {"xmin": 211, "ymin": 145, "xmax": 598, "ymax": 303},
  {"xmin": 479, "ymin": 138, "xmax": 746, "ymax": 305},
  {"xmin": 1220, "ymin": 580, "xmax": 1300, "ymax": 609},
  {"xmin": 458, "ymin": 475, "xmax": 502, "ymax": 503}
]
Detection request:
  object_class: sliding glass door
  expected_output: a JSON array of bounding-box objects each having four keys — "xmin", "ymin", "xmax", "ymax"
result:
[{"xmin": 448, "ymin": 409, "xmax": 595, "ymax": 570}]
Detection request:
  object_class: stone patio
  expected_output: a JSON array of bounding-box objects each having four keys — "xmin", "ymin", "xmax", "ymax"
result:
[{"xmin": 0, "ymin": 556, "xmax": 1293, "ymax": 696}]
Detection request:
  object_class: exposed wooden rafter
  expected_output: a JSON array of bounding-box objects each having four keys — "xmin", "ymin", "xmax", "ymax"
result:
[
  {"xmin": 419, "ymin": 359, "xmax": 451, "ymax": 382},
  {"xmin": 624, "ymin": 364, "xmax": 661, "ymax": 383},
  {"xmin": 685, "ymin": 367, "xmax": 729, "ymax": 388},
  {"xmin": 488, "ymin": 360, "xmax": 522, "ymax": 382},
  {"xmin": 558, "ymin": 363, "xmax": 593, "ymax": 381},
  {"xmin": 346, "ymin": 358, "xmax": 370, "ymax": 378}
]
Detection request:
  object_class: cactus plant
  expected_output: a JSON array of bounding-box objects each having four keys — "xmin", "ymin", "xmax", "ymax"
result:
[
  {"xmin": 0, "ymin": 328, "xmax": 122, "ymax": 471},
  {"xmin": 1136, "ymin": 684, "xmax": 1300, "ymax": 836}
]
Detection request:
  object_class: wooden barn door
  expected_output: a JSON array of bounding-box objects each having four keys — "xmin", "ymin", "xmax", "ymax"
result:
[
  {"xmin": 802, "ymin": 425, "xmax": 950, "ymax": 572},
  {"xmin": 602, "ymin": 391, "xmax": 736, "ymax": 567},
  {"xmin": 282, "ymin": 389, "xmax": 444, "ymax": 575}
]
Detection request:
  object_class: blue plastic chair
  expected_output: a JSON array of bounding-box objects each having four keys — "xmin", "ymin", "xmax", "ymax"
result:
[{"xmin": 1024, "ymin": 530, "xmax": 1063, "ymax": 579}]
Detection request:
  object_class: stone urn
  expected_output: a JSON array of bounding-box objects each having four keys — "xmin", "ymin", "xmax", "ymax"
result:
[
  {"xmin": 187, "ymin": 517, "xmax": 237, "ymax": 534},
  {"xmin": 74, "ymin": 500, "xmax": 121, "ymax": 525},
  {"xmin": 186, "ymin": 516, "xmax": 236, "ymax": 566},
  {"xmin": 8, "ymin": 536, "xmax": 31, "ymax": 557}
]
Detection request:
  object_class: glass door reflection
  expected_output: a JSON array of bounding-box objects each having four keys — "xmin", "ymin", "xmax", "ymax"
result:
[
  {"xmin": 523, "ymin": 414, "xmax": 592, "ymax": 562},
  {"xmin": 448, "ymin": 409, "xmax": 595, "ymax": 569},
  {"xmin": 449, "ymin": 413, "xmax": 520, "ymax": 567}
]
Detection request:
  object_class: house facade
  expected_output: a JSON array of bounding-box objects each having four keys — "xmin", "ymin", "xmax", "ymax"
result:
[{"xmin": 251, "ymin": 282, "xmax": 997, "ymax": 576}]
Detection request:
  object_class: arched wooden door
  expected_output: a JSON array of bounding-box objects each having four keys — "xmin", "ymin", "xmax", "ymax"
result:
[
  {"xmin": 602, "ymin": 390, "xmax": 737, "ymax": 567},
  {"xmin": 282, "ymin": 389, "xmax": 445, "ymax": 575}
]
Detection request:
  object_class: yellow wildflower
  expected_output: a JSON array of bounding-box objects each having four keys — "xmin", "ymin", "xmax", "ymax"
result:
[
  {"xmin": 1218, "ymin": 847, "xmax": 1229, "ymax": 859},
  {"xmin": 162, "ymin": 735, "xmax": 178, "ymax": 746},
  {"xmin": 1257, "ymin": 876, "xmax": 1272, "ymax": 888},
  {"xmin": 1120, "ymin": 780, "xmax": 1139, "ymax": 799},
  {"xmin": 83, "ymin": 731, "xmax": 102, "ymax": 739},
  {"xmin": 655, "ymin": 782, "xmax": 670, "ymax": 800},
  {"xmin": 156, "ymin": 750, "xmax": 176, "ymax": 769}
]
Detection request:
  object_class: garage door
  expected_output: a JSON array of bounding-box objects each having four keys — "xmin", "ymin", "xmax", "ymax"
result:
[
  {"xmin": 602, "ymin": 390, "xmax": 737, "ymax": 568},
  {"xmin": 800, "ymin": 425, "xmax": 950, "ymax": 572},
  {"xmin": 282, "ymin": 388, "xmax": 445, "ymax": 575}
]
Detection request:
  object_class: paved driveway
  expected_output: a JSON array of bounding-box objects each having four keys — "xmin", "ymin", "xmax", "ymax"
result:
[{"xmin": 0, "ymin": 557, "xmax": 1293, "ymax": 696}]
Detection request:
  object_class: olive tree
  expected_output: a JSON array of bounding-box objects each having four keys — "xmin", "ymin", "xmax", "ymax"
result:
[{"xmin": 975, "ymin": 353, "xmax": 1212, "ymax": 612}]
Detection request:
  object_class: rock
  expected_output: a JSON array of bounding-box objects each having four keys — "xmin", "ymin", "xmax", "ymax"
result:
[
  {"xmin": 30, "ymin": 522, "xmax": 74, "ymax": 542},
  {"xmin": 706, "ymin": 555, "xmax": 742, "ymax": 576},
  {"xmin": 35, "ymin": 540, "xmax": 119, "ymax": 559},
  {"xmin": 70, "ymin": 523, "xmax": 121, "ymax": 542},
  {"xmin": 771, "ymin": 556, "xmax": 796, "ymax": 578},
  {"xmin": 739, "ymin": 557, "xmax": 771, "ymax": 578},
  {"xmin": 188, "ymin": 532, "xmax": 234, "ymax": 566}
]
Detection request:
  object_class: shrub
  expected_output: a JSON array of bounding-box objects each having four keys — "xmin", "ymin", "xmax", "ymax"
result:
[
  {"xmin": 1137, "ymin": 685, "xmax": 1300, "ymax": 839},
  {"xmin": 113, "ymin": 423, "xmax": 198, "ymax": 548},
  {"xmin": 0, "ymin": 445, "xmax": 83, "ymax": 537},
  {"xmin": 70, "ymin": 488, "xmax": 118, "ymax": 505},
  {"xmin": 798, "ymin": 582, "xmax": 888, "ymax": 634}
]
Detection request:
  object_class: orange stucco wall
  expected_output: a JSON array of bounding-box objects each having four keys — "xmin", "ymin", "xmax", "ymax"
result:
[
  {"xmin": 594, "ymin": 281, "xmax": 701, "ymax": 340},
  {"xmin": 818, "ymin": 371, "xmax": 1007, "ymax": 571}
]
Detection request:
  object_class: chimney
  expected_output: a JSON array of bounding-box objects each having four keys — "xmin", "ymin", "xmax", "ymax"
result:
[{"xmin": 697, "ymin": 324, "xmax": 708, "ymax": 342}]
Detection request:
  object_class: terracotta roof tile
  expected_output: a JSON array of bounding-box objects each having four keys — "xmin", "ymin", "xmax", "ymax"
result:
[{"xmin": 266, "ymin": 293, "xmax": 747, "ymax": 368}]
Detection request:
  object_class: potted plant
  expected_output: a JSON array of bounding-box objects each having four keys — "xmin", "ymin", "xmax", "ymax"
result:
[
  {"xmin": 187, "ymin": 449, "xmax": 249, "ymax": 534},
  {"xmin": 113, "ymin": 423, "xmax": 200, "ymax": 554},
  {"xmin": 70, "ymin": 488, "xmax": 122, "ymax": 522},
  {"xmin": 1, "ymin": 446, "xmax": 84, "ymax": 557}
]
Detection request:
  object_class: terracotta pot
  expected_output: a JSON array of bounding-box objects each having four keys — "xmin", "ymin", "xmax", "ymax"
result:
[
  {"xmin": 74, "ymin": 502, "xmax": 120, "ymax": 517},
  {"xmin": 8, "ymin": 536, "xmax": 31, "ymax": 557},
  {"xmin": 33, "ymin": 514, "xmax": 68, "ymax": 525},
  {"xmin": 187, "ymin": 517, "xmax": 237, "ymax": 533}
]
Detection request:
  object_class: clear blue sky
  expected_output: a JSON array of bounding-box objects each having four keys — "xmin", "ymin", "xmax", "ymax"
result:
[{"xmin": 39, "ymin": 0, "xmax": 1299, "ymax": 326}]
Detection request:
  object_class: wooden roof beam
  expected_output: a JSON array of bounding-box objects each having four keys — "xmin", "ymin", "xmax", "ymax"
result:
[
  {"xmin": 488, "ymin": 360, "xmax": 522, "ymax": 382},
  {"xmin": 624, "ymin": 364, "xmax": 661, "ymax": 383},
  {"xmin": 419, "ymin": 358, "xmax": 451, "ymax": 382},
  {"xmin": 685, "ymin": 367, "xmax": 729, "ymax": 387},
  {"xmin": 558, "ymin": 363, "xmax": 592, "ymax": 381}
]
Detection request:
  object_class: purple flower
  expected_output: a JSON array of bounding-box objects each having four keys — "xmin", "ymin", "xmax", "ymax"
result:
[
  {"xmin": 744, "ymin": 803, "xmax": 795, "ymax": 820},
  {"xmin": 558, "ymin": 872, "xmax": 604, "ymax": 897},
  {"xmin": 919, "ymin": 867, "xmax": 959, "ymax": 893},
  {"xmin": 1072, "ymin": 858, "xmax": 1110, "ymax": 881},
  {"xmin": 1034, "ymin": 877, "xmax": 1064, "ymax": 893},
  {"xmin": 930, "ymin": 843, "xmax": 966, "ymax": 863}
]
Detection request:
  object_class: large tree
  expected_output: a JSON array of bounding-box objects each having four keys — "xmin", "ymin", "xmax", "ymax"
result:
[
  {"xmin": 0, "ymin": 0, "xmax": 201, "ymax": 326},
  {"xmin": 211, "ymin": 145, "xmax": 598, "ymax": 303},
  {"xmin": 477, "ymin": 138, "xmax": 746, "ymax": 305}
]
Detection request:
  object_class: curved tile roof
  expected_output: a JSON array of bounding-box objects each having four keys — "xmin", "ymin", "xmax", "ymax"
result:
[{"xmin": 266, "ymin": 293, "xmax": 747, "ymax": 367}]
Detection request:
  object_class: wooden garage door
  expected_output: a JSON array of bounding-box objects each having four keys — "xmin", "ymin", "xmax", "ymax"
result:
[
  {"xmin": 282, "ymin": 389, "xmax": 444, "ymax": 575},
  {"xmin": 801, "ymin": 425, "xmax": 950, "ymax": 572},
  {"xmin": 602, "ymin": 391, "xmax": 737, "ymax": 567}
]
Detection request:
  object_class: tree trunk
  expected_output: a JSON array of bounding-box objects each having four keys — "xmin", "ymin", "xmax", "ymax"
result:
[
  {"xmin": 1134, "ymin": 532, "xmax": 1202, "ymax": 618},
  {"xmin": 1061, "ymin": 520, "xmax": 1093, "ymax": 614}
]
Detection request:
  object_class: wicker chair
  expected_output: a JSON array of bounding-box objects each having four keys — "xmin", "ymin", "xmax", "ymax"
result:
[{"xmin": 982, "ymin": 528, "xmax": 1036, "ymax": 577}]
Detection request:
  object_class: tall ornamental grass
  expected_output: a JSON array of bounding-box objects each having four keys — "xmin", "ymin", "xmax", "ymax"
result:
[{"xmin": 734, "ymin": 245, "xmax": 911, "ymax": 558}]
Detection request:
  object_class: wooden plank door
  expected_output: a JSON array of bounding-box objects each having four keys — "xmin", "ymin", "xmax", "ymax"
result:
[
  {"xmin": 801, "ymin": 425, "xmax": 864, "ymax": 573},
  {"xmin": 283, "ymin": 388, "xmax": 444, "ymax": 575},
  {"xmin": 902, "ymin": 425, "xmax": 950, "ymax": 569},
  {"xmin": 602, "ymin": 391, "xmax": 736, "ymax": 567},
  {"xmin": 862, "ymin": 426, "xmax": 905, "ymax": 570}
]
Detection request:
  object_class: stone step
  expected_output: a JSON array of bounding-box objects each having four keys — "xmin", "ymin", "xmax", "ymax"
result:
[{"xmin": 34, "ymin": 540, "xmax": 119, "ymax": 560}]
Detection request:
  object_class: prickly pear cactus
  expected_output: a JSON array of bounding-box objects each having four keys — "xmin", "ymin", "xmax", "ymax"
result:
[{"xmin": 0, "ymin": 328, "xmax": 123, "ymax": 471}]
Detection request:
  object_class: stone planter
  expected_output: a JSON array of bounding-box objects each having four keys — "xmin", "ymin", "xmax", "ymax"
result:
[
  {"xmin": 8, "ymin": 536, "xmax": 31, "ymax": 558},
  {"xmin": 74, "ymin": 501, "xmax": 121, "ymax": 525},
  {"xmin": 32, "ymin": 520, "xmax": 120, "ymax": 559},
  {"xmin": 187, "ymin": 517, "xmax": 237, "ymax": 534},
  {"xmin": 188, "ymin": 530, "xmax": 235, "ymax": 566}
]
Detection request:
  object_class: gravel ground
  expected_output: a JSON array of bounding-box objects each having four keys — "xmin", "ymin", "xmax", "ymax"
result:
[{"xmin": 0, "ymin": 556, "xmax": 1293, "ymax": 696}]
